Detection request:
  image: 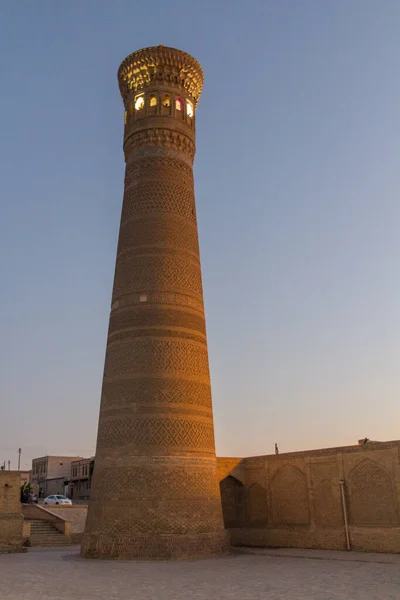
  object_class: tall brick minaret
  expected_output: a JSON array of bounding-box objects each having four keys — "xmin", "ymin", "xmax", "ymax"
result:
[{"xmin": 81, "ymin": 46, "xmax": 228, "ymax": 559}]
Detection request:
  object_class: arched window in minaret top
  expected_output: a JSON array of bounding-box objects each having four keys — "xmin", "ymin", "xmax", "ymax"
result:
[
  {"xmin": 134, "ymin": 94, "xmax": 144, "ymax": 111},
  {"xmin": 186, "ymin": 101, "xmax": 194, "ymax": 118},
  {"xmin": 161, "ymin": 95, "xmax": 172, "ymax": 115},
  {"xmin": 148, "ymin": 94, "xmax": 158, "ymax": 115},
  {"xmin": 175, "ymin": 98, "xmax": 183, "ymax": 111}
]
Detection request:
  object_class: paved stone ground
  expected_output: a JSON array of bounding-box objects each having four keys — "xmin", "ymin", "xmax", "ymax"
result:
[{"xmin": 1, "ymin": 546, "xmax": 400, "ymax": 600}]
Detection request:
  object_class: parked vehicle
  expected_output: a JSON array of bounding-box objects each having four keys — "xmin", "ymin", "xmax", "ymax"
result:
[{"xmin": 43, "ymin": 495, "xmax": 72, "ymax": 506}]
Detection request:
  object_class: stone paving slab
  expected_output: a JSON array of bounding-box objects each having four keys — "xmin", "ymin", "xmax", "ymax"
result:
[
  {"xmin": 236, "ymin": 546, "xmax": 400, "ymax": 564},
  {"xmin": 1, "ymin": 546, "xmax": 400, "ymax": 600}
]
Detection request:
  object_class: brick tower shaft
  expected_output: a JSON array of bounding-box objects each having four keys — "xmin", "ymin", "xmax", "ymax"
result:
[{"xmin": 81, "ymin": 46, "xmax": 228, "ymax": 559}]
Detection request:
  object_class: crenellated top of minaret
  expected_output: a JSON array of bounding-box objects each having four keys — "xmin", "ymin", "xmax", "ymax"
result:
[{"xmin": 117, "ymin": 45, "xmax": 204, "ymax": 106}]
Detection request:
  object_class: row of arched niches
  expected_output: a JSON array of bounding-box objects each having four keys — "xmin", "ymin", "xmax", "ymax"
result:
[{"xmin": 124, "ymin": 91, "xmax": 195, "ymax": 126}]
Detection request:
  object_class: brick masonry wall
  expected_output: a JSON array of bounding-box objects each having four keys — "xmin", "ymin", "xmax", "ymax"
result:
[
  {"xmin": 0, "ymin": 472, "xmax": 24, "ymax": 551},
  {"xmin": 81, "ymin": 46, "xmax": 228, "ymax": 560},
  {"xmin": 217, "ymin": 441, "xmax": 400, "ymax": 553}
]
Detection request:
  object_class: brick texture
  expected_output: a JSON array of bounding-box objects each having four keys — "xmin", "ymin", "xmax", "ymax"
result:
[
  {"xmin": 81, "ymin": 45, "xmax": 227, "ymax": 560},
  {"xmin": 218, "ymin": 441, "xmax": 400, "ymax": 554},
  {"xmin": 0, "ymin": 472, "xmax": 24, "ymax": 552}
]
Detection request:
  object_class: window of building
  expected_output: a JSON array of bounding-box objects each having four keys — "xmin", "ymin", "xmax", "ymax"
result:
[
  {"xmin": 124, "ymin": 111, "xmax": 127, "ymax": 125},
  {"xmin": 175, "ymin": 98, "xmax": 183, "ymax": 111},
  {"xmin": 135, "ymin": 94, "xmax": 144, "ymax": 111},
  {"xmin": 186, "ymin": 101, "xmax": 194, "ymax": 118},
  {"xmin": 162, "ymin": 95, "xmax": 171, "ymax": 108},
  {"xmin": 149, "ymin": 95, "xmax": 157, "ymax": 107}
]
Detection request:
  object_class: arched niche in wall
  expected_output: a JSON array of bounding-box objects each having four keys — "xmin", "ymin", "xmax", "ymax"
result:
[
  {"xmin": 271, "ymin": 465, "xmax": 310, "ymax": 525},
  {"xmin": 313, "ymin": 478, "xmax": 342, "ymax": 527},
  {"xmin": 219, "ymin": 475, "xmax": 246, "ymax": 529},
  {"xmin": 246, "ymin": 483, "xmax": 268, "ymax": 527},
  {"xmin": 347, "ymin": 459, "xmax": 398, "ymax": 526}
]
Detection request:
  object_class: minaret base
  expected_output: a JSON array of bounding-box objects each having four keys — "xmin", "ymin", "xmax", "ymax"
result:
[{"xmin": 81, "ymin": 530, "xmax": 229, "ymax": 560}]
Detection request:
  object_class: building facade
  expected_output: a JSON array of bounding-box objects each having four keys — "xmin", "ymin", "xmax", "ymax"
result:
[
  {"xmin": 45, "ymin": 477, "xmax": 69, "ymax": 497},
  {"xmin": 69, "ymin": 458, "xmax": 94, "ymax": 504},
  {"xmin": 31, "ymin": 456, "xmax": 83, "ymax": 498},
  {"xmin": 82, "ymin": 45, "xmax": 228, "ymax": 560}
]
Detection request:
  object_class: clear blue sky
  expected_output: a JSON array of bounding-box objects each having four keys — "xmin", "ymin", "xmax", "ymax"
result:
[{"xmin": 1, "ymin": 1, "xmax": 399, "ymax": 469}]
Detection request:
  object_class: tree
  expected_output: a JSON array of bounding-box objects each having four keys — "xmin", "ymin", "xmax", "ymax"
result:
[{"xmin": 20, "ymin": 481, "xmax": 32, "ymax": 503}]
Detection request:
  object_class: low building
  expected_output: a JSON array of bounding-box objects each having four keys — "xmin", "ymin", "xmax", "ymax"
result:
[
  {"xmin": 45, "ymin": 477, "xmax": 69, "ymax": 497},
  {"xmin": 31, "ymin": 456, "xmax": 84, "ymax": 498},
  {"xmin": 69, "ymin": 458, "xmax": 94, "ymax": 504}
]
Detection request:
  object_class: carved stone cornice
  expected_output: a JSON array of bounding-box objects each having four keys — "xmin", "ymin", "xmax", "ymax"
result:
[
  {"xmin": 118, "ymin": 46, "xmax": 204, "ymax": 106},
  {"xmin": 124, "ymin": 128, "xmax": 196, "ymax": 162}
]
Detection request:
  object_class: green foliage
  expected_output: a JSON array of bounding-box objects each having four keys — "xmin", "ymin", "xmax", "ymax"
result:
[{"xmin": 20, "ymin": 481, "xmax": 32, "ymax": 503}]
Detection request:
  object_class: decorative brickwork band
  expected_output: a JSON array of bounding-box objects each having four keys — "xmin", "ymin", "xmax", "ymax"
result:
[
  {"xmin": 124, "ymin": 129, "xmax": 196, "ymax": 163},
  {"xmin": 81, "ymin": 46, "xmax": 228, "ymax": 560}
]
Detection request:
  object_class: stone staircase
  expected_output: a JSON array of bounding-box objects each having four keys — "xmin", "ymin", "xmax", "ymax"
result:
[{"xmin": 29, "ymin": 520, "xmax": 73, "ymax": 547}]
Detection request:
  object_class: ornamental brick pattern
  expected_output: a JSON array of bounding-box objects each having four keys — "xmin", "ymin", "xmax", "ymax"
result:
[{"xmin": 81, "ymin": 45, "xmax": 228, "ymax": 560}]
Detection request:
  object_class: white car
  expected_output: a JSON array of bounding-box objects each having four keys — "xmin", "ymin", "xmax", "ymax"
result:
[{"xmin": 43, "ymin": 495, "xmax": 72, "ymax": 506}]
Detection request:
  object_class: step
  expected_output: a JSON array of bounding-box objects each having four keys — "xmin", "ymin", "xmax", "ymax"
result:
[
  {"xmin": 31, "ymin": 524, "xmax": 58, "ymax": 528},
  {"xmin": 31, "ymin": 529, "xmax": 62, "ymax": 535},
  {"xmin": 30, "ymin": 536, "xmax": 73, "ymax": 546},
  {"xmin": 30, "ymin": 540, "xmax": 72, "ymax": 547},
  {"xmin": 31, "ymin": 531, "xmax": 64, "ymax": 539},
  {"xmin": 28, "ymin": 519, "xmax": 73, "ymax": 547}
]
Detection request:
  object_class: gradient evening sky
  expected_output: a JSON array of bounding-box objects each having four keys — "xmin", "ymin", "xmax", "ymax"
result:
[{"xmin": 0, "ymin": 1, "xmax": 399, "ymax": 469}]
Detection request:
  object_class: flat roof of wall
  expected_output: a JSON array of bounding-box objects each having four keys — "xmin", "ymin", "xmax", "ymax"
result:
[{"xmin": 218, "ymin": 440, "xmax": 400, "ymax": 461}]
